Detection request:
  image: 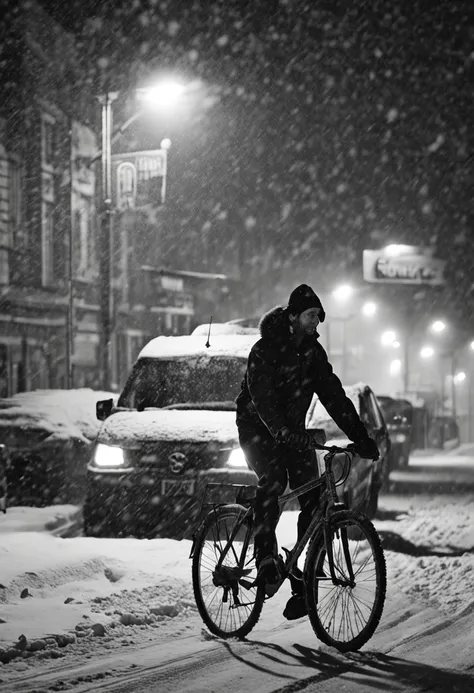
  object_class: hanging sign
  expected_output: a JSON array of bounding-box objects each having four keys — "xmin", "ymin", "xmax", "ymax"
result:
[{"xmin": 363, "ymin": 246, "xmax": 445, "ymax": 285}]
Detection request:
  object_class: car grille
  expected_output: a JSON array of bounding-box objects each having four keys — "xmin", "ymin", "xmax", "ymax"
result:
[{"xmin": 127, "ymin": 441, "xmax": 227, "ymax": 475}]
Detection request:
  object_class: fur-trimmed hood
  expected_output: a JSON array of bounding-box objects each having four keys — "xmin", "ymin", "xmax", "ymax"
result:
[{"xmin": 258, "ymin": 305, "xmax": 319, "ymax": 344}]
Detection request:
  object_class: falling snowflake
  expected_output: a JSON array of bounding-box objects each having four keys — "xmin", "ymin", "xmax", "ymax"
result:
[
  {"xmin": 427, "ymin": 134, "xmax": 445, "ymax": 153},
  {"xmin": 421, "ymin": 202, "xmax": 433, "ymax": 215},
  {"xmin": 386, "ymin": 108, "xmax": 399, "ymax": 123},
  {"xmin": 168, "ymin": 21, "xmax": 180, "ymax": 36},
  {"xmin": 217, "ymin": 35, "xmax": 229, "ymax": 47}
]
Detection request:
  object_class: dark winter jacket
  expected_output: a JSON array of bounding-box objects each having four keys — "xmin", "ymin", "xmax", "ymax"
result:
[{"xmin": 236, "ymin": 306, "xmax": 370, "ymax": 444}]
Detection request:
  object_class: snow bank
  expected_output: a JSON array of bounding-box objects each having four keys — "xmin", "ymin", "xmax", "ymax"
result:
[{"xmin": 376, "ymin": 494, "xmax": 474, "ymax": 618}]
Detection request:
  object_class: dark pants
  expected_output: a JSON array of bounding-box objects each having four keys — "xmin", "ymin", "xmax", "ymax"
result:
[{"xmin": 238, "ymin": 426, "xmax": 321, "ymax": 566}]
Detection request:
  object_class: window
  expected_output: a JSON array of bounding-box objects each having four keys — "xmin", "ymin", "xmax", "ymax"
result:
[
  {"xmin": 42, "ymin": 202, "xmax": 54, "ymax": 285},
  {"xmin": 41, "ymin": 114, "xmax": 55, "ymax": 168},
  {"xmin": 9, "ymin": 159, "xmax": 22, "ymax": 230}
]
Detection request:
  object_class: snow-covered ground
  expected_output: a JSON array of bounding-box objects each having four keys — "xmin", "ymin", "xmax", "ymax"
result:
[{"xmin": 1, "ymin": 493, "xmax": 474, "ymax": 683}]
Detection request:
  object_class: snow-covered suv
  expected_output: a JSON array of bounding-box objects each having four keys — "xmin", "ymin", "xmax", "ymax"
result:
[{"xmin": 84, "ymin": 334, "xmax": 390, "ymax": 539}]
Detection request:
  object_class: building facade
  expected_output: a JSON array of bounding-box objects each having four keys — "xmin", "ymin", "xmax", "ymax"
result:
[{"xmin": 0, "ymin": 2, "xmax": 100, "ymax": 394}]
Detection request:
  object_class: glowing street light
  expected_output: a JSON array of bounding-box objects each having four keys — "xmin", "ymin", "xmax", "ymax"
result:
[
  {"xmin": 332, "ymin": 284, "xmax": 354, "ymax": 302},
  {"xmin": 420, "ymin": 345, "xmax": 435, "ymax": 359},
  {"xmin": 136, "ymin": 79, "xmax": 186, "ymax": 108},
  {"xmin": 362, "ymin": 301, "xmax": 377, "ymax": 317},
  {"xmin": 381, "ymin": 330, "xmax": 397, "ymax": 347},
  {"xmin": 470, "ymin": 340, "xmax": 474, "ymax": 351},
  {"xmin": 430, "ymin": 320, "xmax": 446, "ymax": 333},
  {"xmin": 453, "ymin": 371, "xmax": 466, "ymax": 384},
  {"xmin": 389, "ymin": 359, "xmax": 402, "ymax": 376}
]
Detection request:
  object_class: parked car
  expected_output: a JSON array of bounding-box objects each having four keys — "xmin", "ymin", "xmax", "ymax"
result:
[
  {"xmin": 84, "ymin": 334, "xmax": 391, "ymax": 539},
  {"xmin": 427, "ymin": 414, "xmax": 460, "ymax": 450},
  {"xmin": 0, "ymin": 389, "xmax": 114, "ymax": 506},
  {"xmin": 307, "ymin": 384, "xmax": 390, "ymax": 516},
  {"xmin": 377, "ymin": 395, "xmax": 413, "ymax": 470}
]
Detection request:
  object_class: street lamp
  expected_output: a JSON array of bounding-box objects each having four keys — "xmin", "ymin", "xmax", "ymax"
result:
[
  {"xmin": 362, "ymin": 301, "xmax": 377, "ymax": 317},
  {"xmin": 98, "ymin": 79, "xmax": 184, "ymax": 390},
  {"xmin": 380, "ymin": 330, "xmax": 397, "ymax": 347},
  {"xmin": 431, "ymin": 320, "xmax": 446, "ymax": 334},
  {"xmin": 332, "ymin": 284, "xmax": 354, "ymax": 302},
  {"xmin": 420, "ymin": 345, "xmax": 435, "ymax": 359}
]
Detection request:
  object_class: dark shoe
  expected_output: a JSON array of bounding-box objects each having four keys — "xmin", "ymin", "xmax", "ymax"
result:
[
  {"xmin": 289, "ymin": 566, "xmax": 304, "ymax": 597},
  {"xmin": 257, "ymin": 555, "xmax": 281, "ymax": 597},
  {"xmin": 283, "ymin": 594, "xmax": 308, "ymax": 620}
]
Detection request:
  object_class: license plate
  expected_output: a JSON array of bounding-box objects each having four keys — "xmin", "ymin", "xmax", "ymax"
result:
[{"xmin": 161, "ymin": 479, "xmax": 195, "ymax": 496}]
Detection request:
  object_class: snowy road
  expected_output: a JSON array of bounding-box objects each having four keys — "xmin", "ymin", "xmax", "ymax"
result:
[{"xmin": 1, "ymin": 452, "xmax": 474, "ymax": 692}]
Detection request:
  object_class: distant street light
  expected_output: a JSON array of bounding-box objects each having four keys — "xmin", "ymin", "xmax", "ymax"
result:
[
  {"xmin": 389, "ymin": 359, "xmax": 402, "ymax": 376},
  {"xmin": 430, "ymin": 320, "xmax": 446, "ymax": 333},
  {"xmin": 362, "ymin": 301, "xmax": 377, "ymax": 317},
  {"xmin": 381, "ymin": 330, "xmax": 397, "ymax": 347},
  {"xmin": 332, "ymin": 284, "xmax": 354, "ymax": 302},
  {"xmin": 420, "ymin": 345, "xmax": 435, "ymax": 359},
  {"xmin": 453, "ymin": 371, "xmax": 466, "ymax": 384}
]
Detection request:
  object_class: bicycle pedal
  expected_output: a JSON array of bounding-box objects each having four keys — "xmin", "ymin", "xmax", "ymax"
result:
[{"xmin": 239, "ymin": 578, "xmax": 257, "ymax": 590}]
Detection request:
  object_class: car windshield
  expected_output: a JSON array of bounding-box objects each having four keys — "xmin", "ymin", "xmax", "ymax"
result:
[{"xmin": 117, "ymin": 356, "xmax": 246, "ymax": 410}]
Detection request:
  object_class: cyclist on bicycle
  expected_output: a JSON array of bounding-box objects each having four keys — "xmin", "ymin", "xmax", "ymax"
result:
[{"xmin": 236, "ymin": 283, "xmax": 379, "ymax": 620}]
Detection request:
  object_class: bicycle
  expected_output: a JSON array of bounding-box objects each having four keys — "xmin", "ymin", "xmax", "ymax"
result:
[{"xmin": 190, "ymin": 443, "xmax": 386, "ymax": 652}]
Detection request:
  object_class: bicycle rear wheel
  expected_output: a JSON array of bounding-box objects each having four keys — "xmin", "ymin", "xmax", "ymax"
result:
[
  {"xmin": 304, "ymin": 509, "xmax": 386, "ymax": 652},
  {"xmin": 192, "ymin": 504, "xmax": 265, "ymax": 639}
]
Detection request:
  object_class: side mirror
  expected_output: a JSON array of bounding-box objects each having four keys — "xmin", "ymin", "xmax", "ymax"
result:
[{"xmin": 96, "ymin": 398, "xmax": 114, "ymax": 421}]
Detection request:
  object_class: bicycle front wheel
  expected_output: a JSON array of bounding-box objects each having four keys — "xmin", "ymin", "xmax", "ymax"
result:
[
  {"xmin": 305, "ymin": 509, "xmax": 386, "ymax": 652},
  {"xmin": 192, "ymin": 504, "xmax": 265, "ymax": 639}
]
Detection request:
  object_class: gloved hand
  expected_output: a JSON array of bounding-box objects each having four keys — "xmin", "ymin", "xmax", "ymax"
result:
[
  {"xmin": 276, "ymin": 427, "xmax": 317, "ymax": 451},
  {"xmin": 354, "ymin": 437, "xmax": 380, "ymax": 460}
]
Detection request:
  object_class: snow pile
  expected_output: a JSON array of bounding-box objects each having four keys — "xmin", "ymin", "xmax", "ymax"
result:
[
  {"xmin": 0, "ymin": 531, "xmax": 196, "ymax": 664},
  {"xmin": 376, "ymin": 495, "xmax": 474, "ymax": 618},
  {"xmin": 0, "ymin": 389, "xmax": 116, "ymax": 445}
]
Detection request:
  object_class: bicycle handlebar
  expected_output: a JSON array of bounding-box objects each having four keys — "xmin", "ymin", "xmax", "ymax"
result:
[{"xmin": 313, "ymin": 442, "xmax": 378, "ymax": 462}]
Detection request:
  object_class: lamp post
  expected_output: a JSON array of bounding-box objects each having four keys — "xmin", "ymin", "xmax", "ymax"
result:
[
  {"xmin": 98, "ymin": 91, "xmax": 118, "ymax": 391},
  {"xmin": 96, "ymin": 80, "xmax": 185, "ymax": 390}
]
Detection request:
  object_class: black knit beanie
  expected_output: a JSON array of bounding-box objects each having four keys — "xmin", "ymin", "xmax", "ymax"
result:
[{"xmin": 287, "ymin": 284, "xmax": 325, "ymax": 322}]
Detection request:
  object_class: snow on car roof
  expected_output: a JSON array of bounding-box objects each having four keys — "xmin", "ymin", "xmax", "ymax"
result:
[
  {"xmin": 138, "ymin": 334, "xmax": 260, "ymax": 360},
  {"xmin": 191, "ymin": 323, "xmax": 260, "ymax": 337}
]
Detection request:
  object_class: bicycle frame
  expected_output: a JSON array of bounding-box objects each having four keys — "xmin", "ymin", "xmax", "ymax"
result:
[{"xmin": 193, "ymin": 446, "xmax": 356, "ymax": 594}]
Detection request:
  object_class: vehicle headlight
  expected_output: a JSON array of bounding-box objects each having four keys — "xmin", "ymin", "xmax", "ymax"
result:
[
  {"xmin": 94, "ymin": 443, "xmax": 125, "ymax": 468},
  {"xmin": 393, "ymin": 434, "xmax": 407, "ymax": 443},
  {"xmin": 226, "ymin": 448, "xmax": 248, "ymax": 468}
]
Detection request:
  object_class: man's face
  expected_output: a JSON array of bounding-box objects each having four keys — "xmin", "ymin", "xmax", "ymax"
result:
[{"xmin": 295, "ymin": 307, "xmax": 321, "ymax": 336}]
